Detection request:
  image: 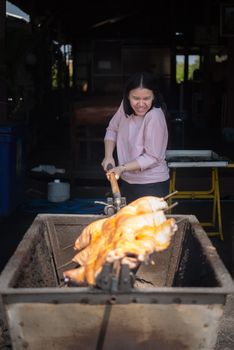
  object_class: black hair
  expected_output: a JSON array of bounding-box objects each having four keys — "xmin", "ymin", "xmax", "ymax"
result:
[{"xmin": 122, "ymin": 71, "xmax": 166, "ymax": 116}]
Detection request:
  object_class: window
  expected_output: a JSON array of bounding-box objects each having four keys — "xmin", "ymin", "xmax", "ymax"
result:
[
  {"xmin": 188, "ymin": 55, "xmax": 200, "ymax": 80},
  {"xmin": 51, "ymin": 43, "xmax": 73, "ymax": 89},
  {"xmin": 176, "ymin": 54, "xmax": 200, "ymax": 83},
  {"xmin": 176, "ymin": 55, "xmax": 185, "ymax": 83}
]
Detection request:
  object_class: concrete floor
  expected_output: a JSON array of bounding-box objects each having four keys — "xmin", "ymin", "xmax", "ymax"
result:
[{"xmin": 0, "ymin": 120, "xmax": 234, "ymax": 348}]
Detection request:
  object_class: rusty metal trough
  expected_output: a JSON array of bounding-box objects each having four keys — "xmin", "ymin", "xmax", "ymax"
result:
[{"xmin": 0, "ymin": 213, "xmax": 233, "ymax": 350}]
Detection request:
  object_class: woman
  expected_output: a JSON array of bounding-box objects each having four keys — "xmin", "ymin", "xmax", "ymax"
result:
[{"xmin": 101, "ymin": 71, "xmax": 169, "ymax": 203}]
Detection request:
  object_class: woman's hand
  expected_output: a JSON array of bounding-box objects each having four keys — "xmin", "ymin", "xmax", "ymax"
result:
[
  {"xmin": 107, "ymin": 165, "xmax": 126, "ymax": 180},
  {"xmin": 101, "ymin": 157, "xmax": 115, "ymax": 171}
]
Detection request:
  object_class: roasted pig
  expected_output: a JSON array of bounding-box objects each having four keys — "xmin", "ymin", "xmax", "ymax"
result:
[{"xmin": 63, "ymin": 196, "xmax": 177, "ymax": 286}]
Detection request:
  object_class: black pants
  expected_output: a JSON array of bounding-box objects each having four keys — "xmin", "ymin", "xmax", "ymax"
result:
[{"xmin": 120, "ymin": 179, "xmax": 170, "ymax": 204}]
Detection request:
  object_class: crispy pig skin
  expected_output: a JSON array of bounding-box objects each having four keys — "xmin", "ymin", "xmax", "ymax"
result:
[
  {"xmin": 63, "ymin": 266, "xmax": 85, "ymax": 285},
  {"xmin": 74, "ymin": 217, "xmax": 107, "ymax": 251},
  {"xmin": 63, "ymin": 196, "xmax": 177, "ymax": 286}
]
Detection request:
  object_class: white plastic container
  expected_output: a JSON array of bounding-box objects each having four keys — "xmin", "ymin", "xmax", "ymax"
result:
[{"xmin": 47, "ymin": 179, "xmax": 70, "ymax": 202}]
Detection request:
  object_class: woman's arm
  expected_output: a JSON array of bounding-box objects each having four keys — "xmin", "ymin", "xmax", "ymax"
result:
[
  {"xmin": 101, "ymin": 102, "xmax": 124, "ymax": 171},
  {"xmin": 136, "ymin": 109, "xmax": 168, "ymax": 170},
  {"xmin": 101, "ymin": 140, "xmax": 116, "ymax": 171},
  {"xmin": 107, "ymin": 159, "xmax": 140, "ymax": 179}
]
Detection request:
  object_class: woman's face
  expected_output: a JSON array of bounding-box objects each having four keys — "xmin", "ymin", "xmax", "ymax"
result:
[{"xmin": 128, "ymin": 88, "xmax": 154, "ymax": 116}]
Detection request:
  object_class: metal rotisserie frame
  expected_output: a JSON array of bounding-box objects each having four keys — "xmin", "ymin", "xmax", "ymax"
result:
[{"xmin": 0, "ymin": 213, "xmax": 233, "ymax": 350}]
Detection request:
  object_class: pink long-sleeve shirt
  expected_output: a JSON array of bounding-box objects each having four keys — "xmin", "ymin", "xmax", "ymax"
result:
[{"xmin": 104, "ymin": 102, "xmax": 169, "ymax": 184}]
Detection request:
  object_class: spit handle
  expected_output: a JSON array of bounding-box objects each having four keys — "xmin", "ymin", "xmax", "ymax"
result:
[{"xmin": 106, "ymin": 163, "xmax": 121, "ymax": 198}]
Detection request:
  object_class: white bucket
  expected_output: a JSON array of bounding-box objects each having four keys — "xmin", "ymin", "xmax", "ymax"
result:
[{"xmin": 47, "ymin": 179, "xmax": 70, "ymax": 202}]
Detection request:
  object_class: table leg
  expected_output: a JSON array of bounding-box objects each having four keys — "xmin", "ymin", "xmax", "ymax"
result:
[{"xmin": 169, "ymin": 168, "xmax": 223, "ymax": 240}]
